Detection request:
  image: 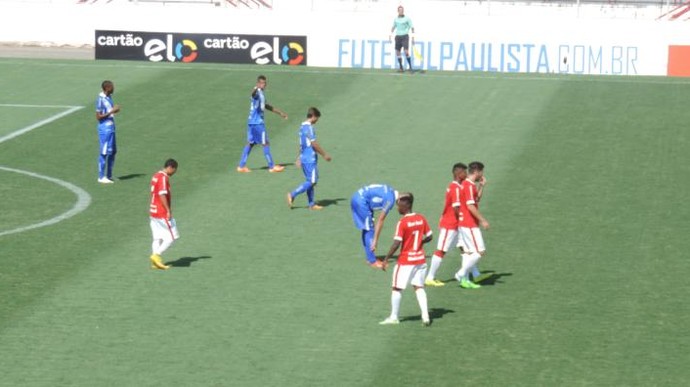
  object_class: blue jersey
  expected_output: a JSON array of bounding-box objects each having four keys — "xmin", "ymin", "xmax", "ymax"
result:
[
  {"xmin": 298, "ymin": 121, "xmax": 317, "ymax": 164},
  {"xmin": 357, "ymin": 184, "xmax": 397, "ymax": 214},
  {"xmin": 96, "ymin": 92, "xmax": 115, "ymax": 132},
  {"xmin": 247, "ymin": 88, "xmax": 266, "ymax": 125}
]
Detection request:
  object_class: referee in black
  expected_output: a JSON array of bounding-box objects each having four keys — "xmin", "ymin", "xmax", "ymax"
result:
[{"xmin": 389, "ymin": 5, "xmax": 415, "ymax": 72}]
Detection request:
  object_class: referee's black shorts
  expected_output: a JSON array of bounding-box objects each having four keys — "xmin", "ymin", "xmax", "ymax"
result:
[{"xmin": 394, "ymin": 34, "xmax": 409, "ymax": 52}]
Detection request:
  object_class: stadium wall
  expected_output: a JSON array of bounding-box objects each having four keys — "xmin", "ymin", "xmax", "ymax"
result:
[{"xmin": 1, "ymin": 2, "xmax": 689, "ymax": 76}]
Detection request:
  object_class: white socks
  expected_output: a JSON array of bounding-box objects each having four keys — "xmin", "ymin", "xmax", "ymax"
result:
[
  {"xmin": 426, "ymin": 255, "xmax": 443, "ymax": 281},
  {"xmin": 390, "ymin": 290, "xmax": 402, "ymax": 320},
  {"xmin": 415, "ymin": 288, "xmax": 430, "ymax": 322},
  {"xmin": 457, "ymin": 252, "xmax": 481, "ymax": 280},
  {"xmin": 152, "ymin": 238, "xmax": 174, "ymax": 255}
]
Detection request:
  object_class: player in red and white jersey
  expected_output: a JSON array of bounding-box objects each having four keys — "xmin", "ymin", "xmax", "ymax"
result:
[
  {"xmin": 424, "ymin": 163, "xmax": 467, "ymax": 287},
  {"xmin": 379, "ymin": 193, "xmax": 433, "ymax": 327},
  {"xmin": 149, "ymin": 158, "xmax": 180, "ymax": 270},
  {"xmin": 454, "ymin": 161, "xmax": 489, "ymax": 289}
]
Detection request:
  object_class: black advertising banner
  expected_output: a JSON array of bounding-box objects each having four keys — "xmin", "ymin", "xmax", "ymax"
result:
[{"xmin": 95, "ymin": 30, "xmax": 307, "ymax": 65}]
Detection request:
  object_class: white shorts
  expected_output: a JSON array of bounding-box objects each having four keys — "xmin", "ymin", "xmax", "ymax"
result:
[
  {"xmin": 457, "ymin": 227, "xmax": 485, "ymax": 254},
  {"xmin": 436, "ymin": 227, "xmax": 459, "ymax": 252},
  {"xmin": 391, "ymin": 263, "xmax": 427, "ymax": 290},
  {"xmin": 150, "ymin": 217, "xmax": 180, "ymax": 241}
]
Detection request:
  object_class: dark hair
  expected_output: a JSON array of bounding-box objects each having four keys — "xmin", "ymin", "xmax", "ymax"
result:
[
  {"xmin": 398, "ymin": 192, "xmax": 414, "ymax": 207},
  {"xmin": 101, "ymin": 80, "xmax": 113, "ymax": 90},
  {"xmin": 164, "ymin": 159, "xmax": 178, "ymax": 169},
  {"xmin": 468, "ymin": 161, "xmax": 484, "ymax": 173},
  {"xmin": 452, "ymin": 162, "xmax": 467, "ymax": 174},
  {"xmin": 307, "ymin": 107, "xmax": 321, "ymax": 118},
  {"xmin": 257, "ymin": 75, "xmax": 267, "ymax": 81}
]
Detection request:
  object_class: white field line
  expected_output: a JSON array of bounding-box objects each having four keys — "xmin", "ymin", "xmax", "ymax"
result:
[
  {"xmin": 0, "ymin": 105, "xmax": 83, "ymax": 144},
  {"xmin": 0, "ymin": 166, "xmax": 92, "ymax": 237},
  {"xmin": 0, "ymin": 104, "xmax": 91, "ymax": 237}
]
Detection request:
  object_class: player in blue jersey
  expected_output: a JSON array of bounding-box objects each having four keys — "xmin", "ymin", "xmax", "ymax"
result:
[
  {"xmin": 350, "ymin": 184, "xmax": 400, "ymax": 269},
  {"xmin": 236, "ymin": 75, "xmax": 288, "ymax": 173},
  {"xmin": 287, "ymin": 107, "xmax": 332, "ymax": 210},
  {"xmin": 95, "ymin": 80, "xmax": 120, "ymax": 184}
]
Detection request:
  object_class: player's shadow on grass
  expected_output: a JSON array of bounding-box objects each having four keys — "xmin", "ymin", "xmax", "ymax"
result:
[
  {"xmin": 400, "ymin": 308, "xmax": 455, "ymax": 323},
  {"xmin": 258, "ymin": 162, "xmax": 295, "ymax": 170},
  {"xmin": 117, "ymin": 173, "xmax": 146, "ymax": 181},
  {"xmin": 473, "ymin": 270, "xmax": 513, "ymax": 286},
  {"xmin": 315, "ymin": 198, "xmax": 346, "ymax": 207},
  {"xmin": 166, "ymin": 255, "xmax": 212, "ymax": 268}
]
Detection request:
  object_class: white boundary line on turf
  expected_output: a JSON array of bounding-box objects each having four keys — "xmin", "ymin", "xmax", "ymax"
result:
[
  {"xmin": 0, "ymin": 166, "xmax": 92, "ymax": 237},
  {"xmin": 0, "ymin": 104, "xmax": 91, "ymax": 238},
  {"xmin": 0, "ymin": 105, "xmax": 83, "ymax": 144}
]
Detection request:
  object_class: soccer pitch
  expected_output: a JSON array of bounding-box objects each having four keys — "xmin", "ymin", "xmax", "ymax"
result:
[{"xmin": 1, "ymin": 58, "xmax": 689, "ymax": 386}]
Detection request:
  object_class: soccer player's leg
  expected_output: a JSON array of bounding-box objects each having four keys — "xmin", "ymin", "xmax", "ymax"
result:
[
  {"xmin": 350, "ymin": 195, "xmax": 379, "ymax": 266},
  {"xmin": 412, "ymin": 264, "xmax": 431, "ymax": 326},
  {"xmin": 97, "ymin": 131, "xmax": 111, "ymax": 183},
  {"xmin": 288, "ymin": 163, "xmax": 316, "ymax": 207},
  {"xmin": 468, "ymin": 227, "xmax": 487, "ymax": 282},
  {"xmin": 106, "ymin": 133, "xmax": 116, "ymax": 181},
  {"xmin": 425, "ymin": 227, "xmax": 456, "ymax": 286},
  {"xmin": 149, "ymin": 218, "xmax": 173, "ymax": 270},
  {"xmin": 380, "ymin": 264, "xmax": 409, "ymax": 325},
  {"xmin": 455, "ymin": 228, "xmax": 481, "ymax": 288},
  {"xmin": 237, "ymin": 124, "xmax": 255, "ymax": 172}
]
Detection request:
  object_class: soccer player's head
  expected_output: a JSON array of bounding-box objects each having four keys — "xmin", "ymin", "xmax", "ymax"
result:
[
  {"xmin": 164, "ymin": 158, "xmax": 178, "ymax": 175},
  {"xmin": 256, "ymin": 75, "xmax": 267, "ymax": 89},
  {"xmin": 452, "ymin": 162, "xmax": 468, "ymax": 181},
  {"xmin": 307, "ymin": 107, "xmax": 321, "ymax": 123},
  {"xmin": 101, "ymin": 80, "xmax": 114, "ymax": 95},
  {"xmin": 397, "ymin": 192, "xmax": 414, "ymax": 214},
  {"xmin": 397, "ymin": 5, "xmax": 404, "ymax": 16},
  {"xmin": 468, "ymin": 161, "xmax": 485, "ymax": 179}
]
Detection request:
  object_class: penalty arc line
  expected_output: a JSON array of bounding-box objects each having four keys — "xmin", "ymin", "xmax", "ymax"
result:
[
  {"xmin": 0, "ymin": 166, "xmax": 92, "ymax": 237},
  {"xmin": 0, "ymin": 104, "xmax": 91, "ymax": 237}
]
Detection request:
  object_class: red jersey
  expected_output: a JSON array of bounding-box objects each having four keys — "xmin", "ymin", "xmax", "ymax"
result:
[
  {"xmin": 150, "ymin": 171, "xmax": 172, "ymax": 219},
  {"xmin": 438, "ymin": 180, "xmax": 463, "ymax": 229},
  {"xmin": 393, "ymin": 213, "xmax": 432, "ymax": 265},
  {"xmin": 458, "ymin": 179, "xmax": 479, "ymax": 228}
]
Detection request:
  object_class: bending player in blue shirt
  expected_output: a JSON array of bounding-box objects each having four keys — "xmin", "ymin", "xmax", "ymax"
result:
[
  {"xmin": 236, "ymin": 75, "xmax": 288, "ymax": 173},
  {"xmin": 287, "ymin": 107, "xmax": 331, "ymax": 210},
  {"xmin": 350, "ymin": 184, "xmax": 400, "ymax": 269},
  {"xmin": 95, "ymin": 80, "xmax": 120, "ymax": 184}
]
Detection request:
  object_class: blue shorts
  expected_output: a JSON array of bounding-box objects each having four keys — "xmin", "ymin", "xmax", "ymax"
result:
[
  {"xmin": 302, "ymin": 162, "xmax": 318, "ymax": 184},
  {"xmin": 350, "ymin": 193, "xmax": 373, "ymax": 231},
  {"xmin": 98, "ymin": 130, "xmax": 117, "ymax": 156},
  {"xmin": 247, "ymin": 123, "xmax": 268, "ymax": 145}
]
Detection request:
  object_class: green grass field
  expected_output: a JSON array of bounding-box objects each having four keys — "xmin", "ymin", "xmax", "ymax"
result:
[{"xmin": 1, "ymin": 58, "xmax": 689, "ymax": 386}]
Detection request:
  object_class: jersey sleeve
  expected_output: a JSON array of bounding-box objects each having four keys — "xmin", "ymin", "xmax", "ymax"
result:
[
  {"xmin": 259, "ymin": 91, "xmax": 266, "ymax": 112},
  {"xmin": 307, "ymin": 125, "xmax": 316, "ymax": 142},
  {"xmin": 466, "ymin": 184, "xmax": 477, "ymax": 205},
  {"xmin": 451, "ymin": 184, "xmax": 461, "ymax": 207},
  {"xmin": 155, "ymin": 175, "xmax": 168, "ymax": 196},
  {"xmin": 393, "ymin": 220, "xmax": 404, "ymax": 241}
]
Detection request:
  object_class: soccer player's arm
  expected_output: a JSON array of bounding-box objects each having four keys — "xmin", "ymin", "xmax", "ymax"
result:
[
  {"xmin": 452, "ymin": 186, "xmax": 462, "ymax": 222},
  {"xmin": 95, "ymin": 100, "xmax": 119, "ymax": 120},
  {"xmin": 422, "ymin": 219, "xmax": 433, "ymax": 244},
  {"xmin": 371, "ymin": 202, "xmax": 393, "ymax": 252},
  {"xmin": 156, "ymin": 178, "xmax": 172, "ymax": 220},
  {"xmin": 477, "ymin": 176, "xmax": 487, "ymax": 201},
  {"xmin": 383, "ymin": 221, "xmax": 404, "ymax": 270},
  {"xmin": 311, "ymin": 140, "xmax": 331, "ymax": 162},
  {"xmin": 467, "ymin": 196, "xmax": 489, "ymax": 230},
  {"xmin": 265, "ymin": 103, "xmax": 288, "ymax": 119}
]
